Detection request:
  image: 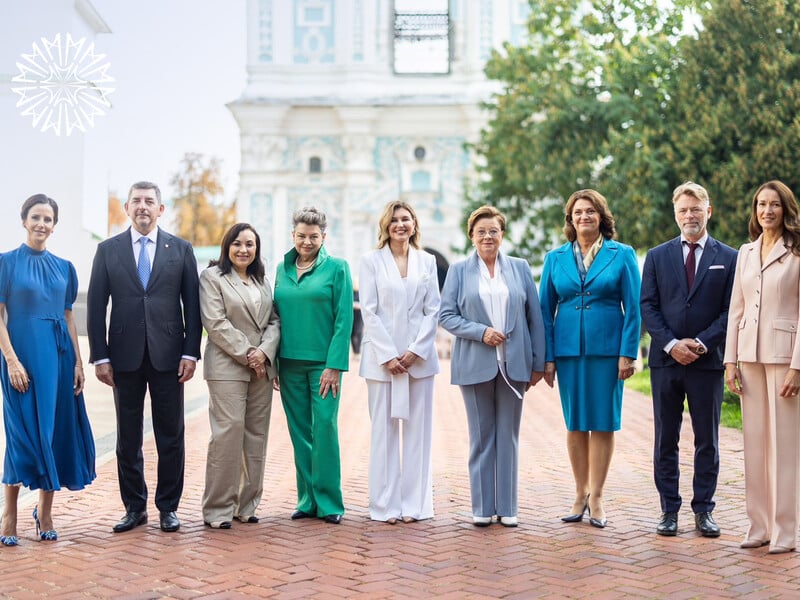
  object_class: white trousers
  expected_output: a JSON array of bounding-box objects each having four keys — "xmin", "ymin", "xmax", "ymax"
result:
[
  {"xmin": 202, "ymin": 377, "xmax": 273, "ymax": 526},
  {"xmin": 740, "ymin": 362, "xmax": 800, "ymax": 551},
  {"xmin": 367, "ymin": 376, "xmax": 434, "ymax": 521}
]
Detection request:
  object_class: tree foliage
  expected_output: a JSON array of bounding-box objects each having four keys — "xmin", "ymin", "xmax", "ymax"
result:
[
  {"xmin": 170, "ymin": 153, "xmax": 236, "ymax": 246},
  {"xmin": 473, "ymin": 0, "xmax": 800, "ymax": 264},
  {"xmin": 664, "ymin": 0, "xmax": 800, "ymax": 245}
]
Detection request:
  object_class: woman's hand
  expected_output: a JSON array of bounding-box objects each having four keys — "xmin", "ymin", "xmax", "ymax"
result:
[
  {"xmin": 319, "ymin": 368, "xmax": 341, "ymax": 398},
  {"xmin": 272, "ymin": 375, "xmax": 280, "ymax": 392},
  {"xmin": 7, "ymin": 358, "xmax": 29, "ymax": 393},
  {"xmin": 482, "ymin": 327, "xmax": 506, "ymax": 347},
  {"xmin": 397, "ymin": 351, "xmax": 419, "ymax": 370},
  {"xmin": 73, "ymin": 364, "xmax": 85, "ymax": 395},
  {"xmin": 384, "ymin": 357, "xmax": 407, "ymax": 375},
  {"xmin": 618, "ymin": 356, "xmax": 635, "ymax": 380},
  {"xmin": 527, "ymin": 371, "xmax": 544, "ymax": 391},
  {"xmin": 247, "ymin": 348, "xmax": 268, "ymax": 378},
  {"xmin": 779, "ymin": 368, "xmax": 800, "ymax": 398},
  {"xmin": 543, "ymin": 362, "xmax": 556, "ymax": 388},
  {"xmin": 725, "ymin": 363, "xmax": 742, "ymax": 395}
]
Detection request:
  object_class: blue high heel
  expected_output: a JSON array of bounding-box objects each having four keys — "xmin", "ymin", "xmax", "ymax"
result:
[
  {"xmin": 33, "ymin": 506, "xmax": 57, "ymax": 541},
  {"xmin": 0, "ymin": 535, "xmax": 19, "ymax": 546}
]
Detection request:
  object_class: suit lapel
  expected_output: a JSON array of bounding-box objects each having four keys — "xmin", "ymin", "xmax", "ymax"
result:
[
  {"xmin": 223, "ymin": 272, "xmax": 260, "ymax": 325},
  {"xmin": 689, "ymin": 238, "xmax": 718, "ymax": 298},
  {"xmin": 466, "ymin": 252, "xmax": 493, "ymax": 325},
  {"xmin": 554, "ymin": 244, "xmax": 582, "ymax": 287},
  {"xmin": 118, "ymin": 228, "xmax": 142, "ymax": 290},
  {"xmin": 762, "ymin": 237, "xmax": 790, "ymax": 271},
  {"xmin": 147, "ymin": 228, "xmax": 172, "ymax": 290},
  {"xmin": 583, "ymin": 240, "xmax": 616, "ymax": 286},
  {"xmin": 498, "ymin": 253, "xmax": 519, "ymax": 334},
  {"xmin": 405, "ymin": 247, "xmax": 422, "ymax": 308}
]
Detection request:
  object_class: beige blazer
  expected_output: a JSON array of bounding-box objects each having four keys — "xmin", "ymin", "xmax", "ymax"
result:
[
  {"xmin": 724, "ymin": 236, "xmax": 800, "ymax": 369},
  {"xmin": 200, "ymin": 265, "xmax": 280, "ymax": 381}
]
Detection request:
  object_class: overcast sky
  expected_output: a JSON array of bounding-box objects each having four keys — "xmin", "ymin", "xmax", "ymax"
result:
[{"xmin": 85, "ymin": 0, "xmax": 246, "ymax": 205}]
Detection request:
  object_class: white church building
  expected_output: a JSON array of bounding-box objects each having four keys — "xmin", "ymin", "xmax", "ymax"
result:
[{"xmin": 229, "ymin": 0, "xmax": 531, "ymax": 281}]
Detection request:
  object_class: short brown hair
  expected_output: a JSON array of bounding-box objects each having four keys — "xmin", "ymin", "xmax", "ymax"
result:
[
  {"xmin": 129, "ymin": 181, "xmax": 161, "ymax": 204},
  {"xmin": 20, "ymin": 194, "xmax": 59, "ymax": 224},
  {"xmin": 467, "ymin": 205, "xmax": 506, "ymax": 237},
  {"xmin": 563, "ymin": 189, "xmax": 616, "ymax": 242},
  {"xmin": 376, "ymin": 201, "xmax": 421, "ymax": 249}
]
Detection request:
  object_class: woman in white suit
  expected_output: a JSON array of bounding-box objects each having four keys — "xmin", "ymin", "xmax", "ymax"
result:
[
  {"xmin": 200, "ymin": 223, "xmax": 280, "ymax": 529},
  {"xmin": 359, "ymin": 201, "xmax": 441, "ymax": 524},
  {"xmin": 725, "ymin": 180, "xmax": 800, "ymax": 554},
  {"xmin": 439, "ymin": 205, "xmax": 546, "ymax": 527}
]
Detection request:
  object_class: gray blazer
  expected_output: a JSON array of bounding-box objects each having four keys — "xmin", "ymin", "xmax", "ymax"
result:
[
  {"xmin": 199, "ymin": 266, "xmax": 281, "ymax": 382},
  {"xmin": 439, "ymin": 251, "xmax": 546, "ymax": 386}
]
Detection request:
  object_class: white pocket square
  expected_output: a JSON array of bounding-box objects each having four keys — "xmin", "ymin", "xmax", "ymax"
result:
[{"xmin": 708, "ymin": 265, "xmax": 725, "ymax": 270}]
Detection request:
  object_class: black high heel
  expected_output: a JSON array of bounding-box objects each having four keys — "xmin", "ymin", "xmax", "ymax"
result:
[
  {"xmin": 587, "ymin": 501, "xmax": 607, "ymax": 528},
  {"xmin": 561, "ymin": 495, "xmax": 589, "ymax": 523},
  {"xmin": 33, "ymin": 506, "xmax": 57, "ymax": 541}
]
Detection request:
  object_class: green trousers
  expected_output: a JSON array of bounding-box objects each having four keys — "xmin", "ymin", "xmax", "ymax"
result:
[{"xmin": 278, "ymin": 359, "xmax": 344, "ymax": 516}]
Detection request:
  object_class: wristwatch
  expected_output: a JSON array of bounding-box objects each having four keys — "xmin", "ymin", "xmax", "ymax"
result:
[{"xmin": 694, "ymin": 338, "xmax": 706, "ymax": 354}]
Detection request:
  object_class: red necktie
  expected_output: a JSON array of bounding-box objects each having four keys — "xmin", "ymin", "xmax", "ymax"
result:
[{"xmin": 685, "ymin": 242, "xmax": 699, "ymax": 289}]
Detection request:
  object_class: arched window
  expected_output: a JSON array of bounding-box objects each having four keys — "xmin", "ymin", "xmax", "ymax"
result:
[{"xmin": 309, "ymin": 156, "xmax": 322, "ymax": 173}]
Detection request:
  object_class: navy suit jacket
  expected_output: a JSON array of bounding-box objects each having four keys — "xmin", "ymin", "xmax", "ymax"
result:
[
  {"xmin": 87, "ymin": 227, "xmax": 202, "ymax": 372},
  {"xmin": 640, "ymin": 236, "xmax": 737, "ymax": 370}
]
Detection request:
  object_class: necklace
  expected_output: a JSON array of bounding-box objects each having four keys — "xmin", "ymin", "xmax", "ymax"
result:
[{"xmin": 295, "ymin": 256, "xmax": 317, "ymax": 271}]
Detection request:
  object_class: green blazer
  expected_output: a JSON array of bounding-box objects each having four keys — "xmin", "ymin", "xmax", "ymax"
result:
[{"xmin": 274, "ymin": 245, "xmax": 353, "ymax": 371}]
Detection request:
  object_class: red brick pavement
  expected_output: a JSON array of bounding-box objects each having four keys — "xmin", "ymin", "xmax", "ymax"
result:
[{"xmin": 1, "ymin": 357, "xmax": 798, "ymax": 599}]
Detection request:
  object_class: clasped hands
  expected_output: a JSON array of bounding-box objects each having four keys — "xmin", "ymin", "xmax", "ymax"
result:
[
  {"xmin": 247, "ymin": 348, "xmax": 268, "ymax": 379},
  {"xmin": 385, "ymin": 351, "xmax": 420, "ymax": 375},
  {"xmin": 669, "ymin": 337, "xmax": 704, "ymax": 365}
]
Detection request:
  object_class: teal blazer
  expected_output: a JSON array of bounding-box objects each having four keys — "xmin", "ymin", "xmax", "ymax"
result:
[
  {"xmin": 439, "ymin": 251, "xmax": 545, "ymax": 386},
  {"xmin": 539, "ymin": 239, "xmax": 641, "ymax": 362}
]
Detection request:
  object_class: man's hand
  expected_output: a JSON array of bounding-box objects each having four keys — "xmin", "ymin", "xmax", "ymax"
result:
[
  {"xmin": 177, "ymin": 359, "xmax": 196, "ymax": 383},
  {"xmin": 669, "ymin": 338, "xmax": 700, "ymax": 365},
  {"xmin": 95, "ymin": 362, "xmax": 115, "ymax": 387}
]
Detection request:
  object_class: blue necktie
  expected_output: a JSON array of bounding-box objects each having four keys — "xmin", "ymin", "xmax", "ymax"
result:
[{"xmin": 137, "ymin": 237, "xmax": 151, "ymax": 288}]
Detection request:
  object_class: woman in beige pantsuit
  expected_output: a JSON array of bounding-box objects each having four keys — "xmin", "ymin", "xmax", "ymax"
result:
[
  {"xmin": 200, "ymin": 223, "xmax": 280, "ymax": 529},
  {"xmin": 725, "ymin": 180, "xmax": 800, "ymax": 554}
]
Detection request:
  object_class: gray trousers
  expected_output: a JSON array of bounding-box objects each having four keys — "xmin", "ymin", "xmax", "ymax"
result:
[{"xmin": 460, "ymin": 373, "xmax": 524, "ymax": 518}]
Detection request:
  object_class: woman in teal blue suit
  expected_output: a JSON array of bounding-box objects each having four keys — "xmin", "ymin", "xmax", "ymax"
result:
[{"xmin": 540, "ymin": 189, "xmax": 641, "ymax": 528}]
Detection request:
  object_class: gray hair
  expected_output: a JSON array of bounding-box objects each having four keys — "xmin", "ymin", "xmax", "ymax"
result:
[
  {"xmin": 129, "ymin": 180, "xmax": 162, "ymax": 204},
  {"xmin": 672, "ymin": 181, "xmax": 709, "ymax": 205},
  {"xmin": 292, "ymin": 206, "xmax": 327, "ymax": 232}
]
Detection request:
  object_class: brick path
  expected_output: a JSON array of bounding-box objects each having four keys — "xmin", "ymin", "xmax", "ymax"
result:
[{"xmin": 1, "ymin": 351, "xmax": 799, "ymax": 598}]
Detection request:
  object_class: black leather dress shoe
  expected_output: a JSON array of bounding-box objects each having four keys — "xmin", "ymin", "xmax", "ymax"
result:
[
  {"xmin": 656, "ymin": 511, "xmax": 678, "ymax": 536},
  {"xmin": 159, "ymin": 511, "xmax": 180, "ymax": 532},
  {"xmin": 323, "ymin": 514, "xmax": 342, "ymax": 524},
  {"xmin": 291, "ymin": 510, "xmax": 314, "ymax": 520},
  {"xmin": 113, "ymin": 511, "xmax": 148, "ymax": 533},
  {"xmin": 695, "ymin": 512, "xmax": 720, "ymax": 537}
]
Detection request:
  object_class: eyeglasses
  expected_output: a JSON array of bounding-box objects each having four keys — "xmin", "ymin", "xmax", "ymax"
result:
[{"xmin": 474, "ymin": 229, "xmax": 502, "ymax": 238}]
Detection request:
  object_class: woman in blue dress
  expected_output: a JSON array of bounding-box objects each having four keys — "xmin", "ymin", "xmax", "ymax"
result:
[
  {"xmin": 539, "ymin": 189, "xmax": 641, "ymax": 529},
  {"xmin": 0, "ymin": 195, "xmax": 96, "ymax": 546}
]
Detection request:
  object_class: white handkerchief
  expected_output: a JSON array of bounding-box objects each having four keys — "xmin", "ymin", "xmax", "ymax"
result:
[{"xmin": 708, "ymin": 265, "xmax": 725, "ymax": 270}]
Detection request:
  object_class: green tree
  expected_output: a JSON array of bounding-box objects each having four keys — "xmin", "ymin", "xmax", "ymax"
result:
[
  {"xmin": 471, "ymin": 0, "xmax": 695, "ymax": 263},
  {"xmin": 665, "ymin": 0, "xmax": 800, "ymax": 247},
  {"xmin": 170, "ymin": 153, "xmax": 236, "ymax": 246}
]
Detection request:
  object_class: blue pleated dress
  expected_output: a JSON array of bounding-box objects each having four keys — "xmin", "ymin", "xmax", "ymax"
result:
[{"xmin": 0, "ymin": 244, "xmax": 96, "ymax": 491}]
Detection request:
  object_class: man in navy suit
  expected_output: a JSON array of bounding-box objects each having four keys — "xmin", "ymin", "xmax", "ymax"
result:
[
  {"xmin": 87, "ymin": 181, "xmax": 201, "ymax": 533},
  {"xmin": 641, "ymin": 181, "xmax": 737, "ymax": 537}
]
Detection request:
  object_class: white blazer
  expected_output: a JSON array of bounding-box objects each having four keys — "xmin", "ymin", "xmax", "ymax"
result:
[{"xmin": 359, "ymin": 246, "xmax": 441, "ymax": 382}]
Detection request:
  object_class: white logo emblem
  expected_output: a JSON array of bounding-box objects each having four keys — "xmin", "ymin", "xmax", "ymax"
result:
[{"xmin": 11, "ymin": 33, "xmax": 115, "ymax": 136}]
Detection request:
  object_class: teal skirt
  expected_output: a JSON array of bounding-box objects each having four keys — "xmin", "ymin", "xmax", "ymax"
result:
[{"xmin": 556, "ymin": 356, "xmax": 622, "ymax": 432}]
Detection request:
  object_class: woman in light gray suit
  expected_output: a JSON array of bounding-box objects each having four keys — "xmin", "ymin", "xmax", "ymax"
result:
[
  {"xmin": 200, "ymin": 223, "xmax": 280, "ymax": 529},
  {"xmin": 359, "ymin": 201, "xmax": 440, "ymax": 524},
  {"xmin": 440, "ymin": 205, "xmax": 546, "ymax": 527}
]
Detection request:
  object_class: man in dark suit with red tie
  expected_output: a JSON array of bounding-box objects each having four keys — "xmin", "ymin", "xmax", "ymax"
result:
[
  {"xmin": 87, "ymin": 181, "xmax": 201, "ymax": 533},
  {"xmin": 641, "ymin": 181, "xmax": 738, "ymax": 538}
]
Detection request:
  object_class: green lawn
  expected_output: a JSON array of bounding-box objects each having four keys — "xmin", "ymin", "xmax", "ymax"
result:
[{"xmin": 628, "ymin": 368, "xmax": 742, "ymax": 430}]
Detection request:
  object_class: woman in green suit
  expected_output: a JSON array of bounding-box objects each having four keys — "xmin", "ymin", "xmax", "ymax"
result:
[{"xmin": 274, "ymin": 207, "xmax": 353, "ymax": 524}]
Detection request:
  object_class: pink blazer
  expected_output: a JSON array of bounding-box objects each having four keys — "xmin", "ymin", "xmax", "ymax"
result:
[{"xmin": 724, "ymin": 236, "xmax": 800, "ymax": 369}]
